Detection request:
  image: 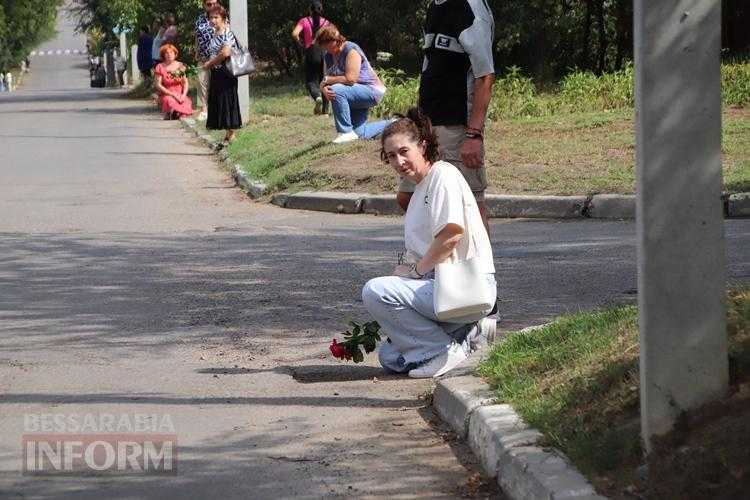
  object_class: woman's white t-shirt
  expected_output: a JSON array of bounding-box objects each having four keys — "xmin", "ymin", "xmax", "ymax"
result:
[{"xmin": 404, "ymin": 161, "xmax": 495, "ymax": 274}]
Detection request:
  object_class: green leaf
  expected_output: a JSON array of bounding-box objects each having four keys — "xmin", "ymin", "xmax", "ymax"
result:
[
  {"xmin": 351, "ymin": 346, "xmax": 365, "ymax": 363},
  {"xmin": 362, "ymin": 336, "xmax": 377, "ymax": 353}
]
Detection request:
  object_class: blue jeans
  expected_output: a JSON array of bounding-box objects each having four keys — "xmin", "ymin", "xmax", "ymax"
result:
[
  {"xmin": 362, "ymin": 274, "xmax": 497, "ymax": 373},
  {"xmin": 330, "ymin": 83, "xmax": 391, "ymax": 139}
]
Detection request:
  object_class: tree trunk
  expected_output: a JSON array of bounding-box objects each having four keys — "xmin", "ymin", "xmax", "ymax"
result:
[
  {"xmin": 614, "ymin": 0, "xmax": 631, "ymax": 69},
  {"xmin": 595, "ymin": 0, "xmax": 608, "ymax": 73},
  {"xmin": 581, "ymin": 0, "xmax": 594, "ymax": 70}
]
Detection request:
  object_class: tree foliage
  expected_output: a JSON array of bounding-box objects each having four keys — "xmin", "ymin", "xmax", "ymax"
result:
[
  {"xmin": 70, "ymin": 0, "xmax": 749, "ymax": 80},
  {"xmin": 71, "ymin": 0, "xmax": 203, "ymax": 57},
  {"xmin": 0, "ymin": 0, "xmax": 62, "ymax": 72}
]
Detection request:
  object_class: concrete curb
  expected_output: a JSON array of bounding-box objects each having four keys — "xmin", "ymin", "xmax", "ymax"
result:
[
  {"xmin": 587, "ymin": 194, "xmax": 635, "ymax": 219},
  {"xmin": 179, "ymin": 117, "xmax": 748, "ymax": 220},
  {"xmin": 283, "ymin": 191, "xmax": 364, "ymax": 214},
  {"xmin": 179, "ymin": 117, "xmax": 267, "ymax": 199},
  {"xmin": 432, "ymin": 325, "xmax": 606, "ymax": 500},
  {"xmin": 728, "ymin": 193, "xmax": 750, "ymax": 217},
  {"xmin": 486, "ymin": 195, "xmax": 587, "ymax": 219},
  {"xmin": 361, "ymin": 194, "xmax": 404, "ymax": 216}
]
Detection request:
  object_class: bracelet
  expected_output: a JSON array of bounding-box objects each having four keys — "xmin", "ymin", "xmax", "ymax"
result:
[
  {"xmin": 410, "ymin": 263, "xmax": 425, "ymax": 279},
  {"xmin": 465, "ymin": 131, "xmax": 483, "ymax": 140}
]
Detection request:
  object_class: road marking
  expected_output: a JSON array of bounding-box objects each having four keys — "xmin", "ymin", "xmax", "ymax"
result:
[{"xmin": 29, "ymin": 49, "xmax": 86, "ymax": 57}]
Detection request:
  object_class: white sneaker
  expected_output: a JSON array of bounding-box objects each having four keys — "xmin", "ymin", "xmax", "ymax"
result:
[
  {"xmin": 332, "ymin": 131, "xmax": 359, "ymax": 144},
  {"xmin": 467, "ymin": 316, "xmax": 497, "ymax": 351},
  {"xmin": 408, "ymin": 343, "xmax": 468, "ymax": 379}
]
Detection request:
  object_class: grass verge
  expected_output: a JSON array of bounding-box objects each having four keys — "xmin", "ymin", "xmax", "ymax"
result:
[
  {"xmin": 477, "ymin": 289, "xmax": 750, "ymax": 498},
  {"xmin": 176, "ymin": 73, "xmax": 750, "ymax": 196}
]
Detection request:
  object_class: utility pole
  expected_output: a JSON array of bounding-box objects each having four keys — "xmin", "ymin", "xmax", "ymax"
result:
[
  {"xmin": 229, "ymin": 0, "xmax": 250, "ymax": 123},
  {"xmin": 634, "ymin": 1, "xmax": 728, "ymax": 451}
]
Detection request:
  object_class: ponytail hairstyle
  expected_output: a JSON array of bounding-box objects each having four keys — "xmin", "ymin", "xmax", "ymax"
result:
[
  {"xmin": 315, "ymin": 23, "xmax": 346, "ymax": 47},
  {"xmin": 380, "ymin": 108, "xmax": 440, "ymax": 163},
  {"xmin": 310, "ymin": 1, "xmax": 324, "ymax": 36}
]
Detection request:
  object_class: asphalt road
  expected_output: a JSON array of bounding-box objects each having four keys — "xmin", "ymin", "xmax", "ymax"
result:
[{"xmin": 1, "ymin": 7, "xmax": 749, "ymax": 500}]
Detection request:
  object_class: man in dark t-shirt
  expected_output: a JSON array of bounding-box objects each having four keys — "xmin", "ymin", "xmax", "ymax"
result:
[{"xmin": 398, "ymin": 0, "xmax": 495, "ymax": 232}]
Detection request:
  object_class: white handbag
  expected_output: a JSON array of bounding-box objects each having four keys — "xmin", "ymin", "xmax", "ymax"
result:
[
  {"xmin": 434, "ymin": 251, "xmax": 495, "ymax": 321},
  {"xmin": 433, "ymin": 196, "xmax": 494, "ymax": 321}
]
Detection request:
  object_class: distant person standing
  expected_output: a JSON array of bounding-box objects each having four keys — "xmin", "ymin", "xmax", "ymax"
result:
[
  {"xmin": 161, "ymin": 14, "xmax": 178, "ymax": 46},
  {"xmin": 397, "ymin": 0, "xmax": 496, "ymax": 234},
  {"xmin": 194, "ymin": 0, "xmax": 220, "ymax": 121},
  {"xmin": 151, "ymin": 18, "xmax": 165, "ymax": 66},
  {"xmin": 291, "ymin": 1, "xmax": 330, "ymax": 115},
  {"xmin": 137, "ymin": 25, "xmax": 154, "ymax": 81},
  {"xmin": 202, "ymin": 5, "xmax": 242, "ymax": 149}
]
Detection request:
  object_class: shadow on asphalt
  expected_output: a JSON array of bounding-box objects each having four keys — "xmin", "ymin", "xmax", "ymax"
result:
[{"xmin": 0, "ymin": 407, "xmax": 491, "ymax": 498}]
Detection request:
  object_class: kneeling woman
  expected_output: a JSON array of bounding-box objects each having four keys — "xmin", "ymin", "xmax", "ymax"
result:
[{"xmin": 362, "ymin": 109, "xmax": 497, "ymax": 378}]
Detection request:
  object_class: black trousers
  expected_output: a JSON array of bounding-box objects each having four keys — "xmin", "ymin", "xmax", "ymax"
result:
[{"xmin": 304, "ymin": 45, "xmax": 328, "ymax": 112}]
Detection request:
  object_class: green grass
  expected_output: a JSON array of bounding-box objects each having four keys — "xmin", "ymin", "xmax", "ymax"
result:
[
  {"xmin": 477, "ymin": 289, "xmax": 750, "ymax": 484},
  {"xmin": 182, "ymin": 69, "xmax": 750, "ymax": 196}
]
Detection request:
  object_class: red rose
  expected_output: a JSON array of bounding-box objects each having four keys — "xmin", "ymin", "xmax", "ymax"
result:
[
  {"xmin": 329, "ymin": 339, "xmax": 351, "ymax": 360},
  {"xmin": 329, "ymin": 321, "xmax": 381, "ymax": 363}
]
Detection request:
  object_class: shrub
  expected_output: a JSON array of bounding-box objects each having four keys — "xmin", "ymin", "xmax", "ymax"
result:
[
  {"xmin": 558, "ymin": 64, "xmax": 634, "ymax": 112},
  {"xmin": 489, "ymin": 66, "xmax": 550, "ymax": 119},
  {"xmin": 722, "ymin": 62, "xmax": 750, "ymax": 107},
  {"xmin": 373, "ymin": 62, "xmax": 746, "ymax": 121},
  {"xmin": 371, "ymin": 68, "xmax": 418, "ymax": 118}
]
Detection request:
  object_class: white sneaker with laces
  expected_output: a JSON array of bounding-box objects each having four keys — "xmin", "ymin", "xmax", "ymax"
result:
[
  {"xmin": 408, "ymin": 343, "xmax": 468, "ymax": 379},
  {"xmin": 332, "ymin": 131, "xmax": 359, "ymax": 144},
  {"xmin": 467, "ymin": 316, "xmax": 497, "ymax": 351}
]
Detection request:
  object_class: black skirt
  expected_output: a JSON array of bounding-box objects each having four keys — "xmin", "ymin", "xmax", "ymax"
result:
[{"xmin": 207, "ymin": 67, "xmax": 242, "ymax": 130}]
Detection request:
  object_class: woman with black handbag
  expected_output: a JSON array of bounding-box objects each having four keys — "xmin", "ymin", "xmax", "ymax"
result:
[{"xmin": 201, "ymin": 5, "xmax": 242, "ymax": 149}]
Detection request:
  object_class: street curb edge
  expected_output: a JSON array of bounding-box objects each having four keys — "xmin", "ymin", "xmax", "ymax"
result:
[
  {"xmin": 432, "ymin": 325, "xmax": 607, "ymax": 499},
  {"xmin": 179, "ymin": 117, "xmax": 748, "ymax": 220}
]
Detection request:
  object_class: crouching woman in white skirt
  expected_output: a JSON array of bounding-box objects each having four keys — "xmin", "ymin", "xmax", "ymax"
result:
[{"xmin": 362, "ymin": 108, "xmax": 497, "ymax": 379}]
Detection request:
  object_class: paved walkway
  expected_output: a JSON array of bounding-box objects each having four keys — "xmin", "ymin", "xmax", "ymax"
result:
[{"xmin": 1, "ymin": 7, "xmax": 749, "ymax": 500}]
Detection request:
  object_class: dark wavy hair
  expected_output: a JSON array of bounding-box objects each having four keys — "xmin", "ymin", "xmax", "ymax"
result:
[
  {"xmin": 207, "ymin": 5, "xmax": 228, "ymax": 20},
  {"xmin": 380, "ymin": 108, "xmax": 440, "ymax": 163}
]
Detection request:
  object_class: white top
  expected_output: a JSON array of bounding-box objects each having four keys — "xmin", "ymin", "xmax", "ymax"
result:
[{"xmin": 404, "ymin": 161, "xmax": 495, "ymax": 274}]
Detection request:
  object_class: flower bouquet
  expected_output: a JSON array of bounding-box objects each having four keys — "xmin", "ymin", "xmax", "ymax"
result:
[
  {"xmin": 329, "ymin": 321, "xmax": 381, "ymax": 363},
  {"xmin": 169, "ymin": 65, "xmax": 199, "ymax": 79}
]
